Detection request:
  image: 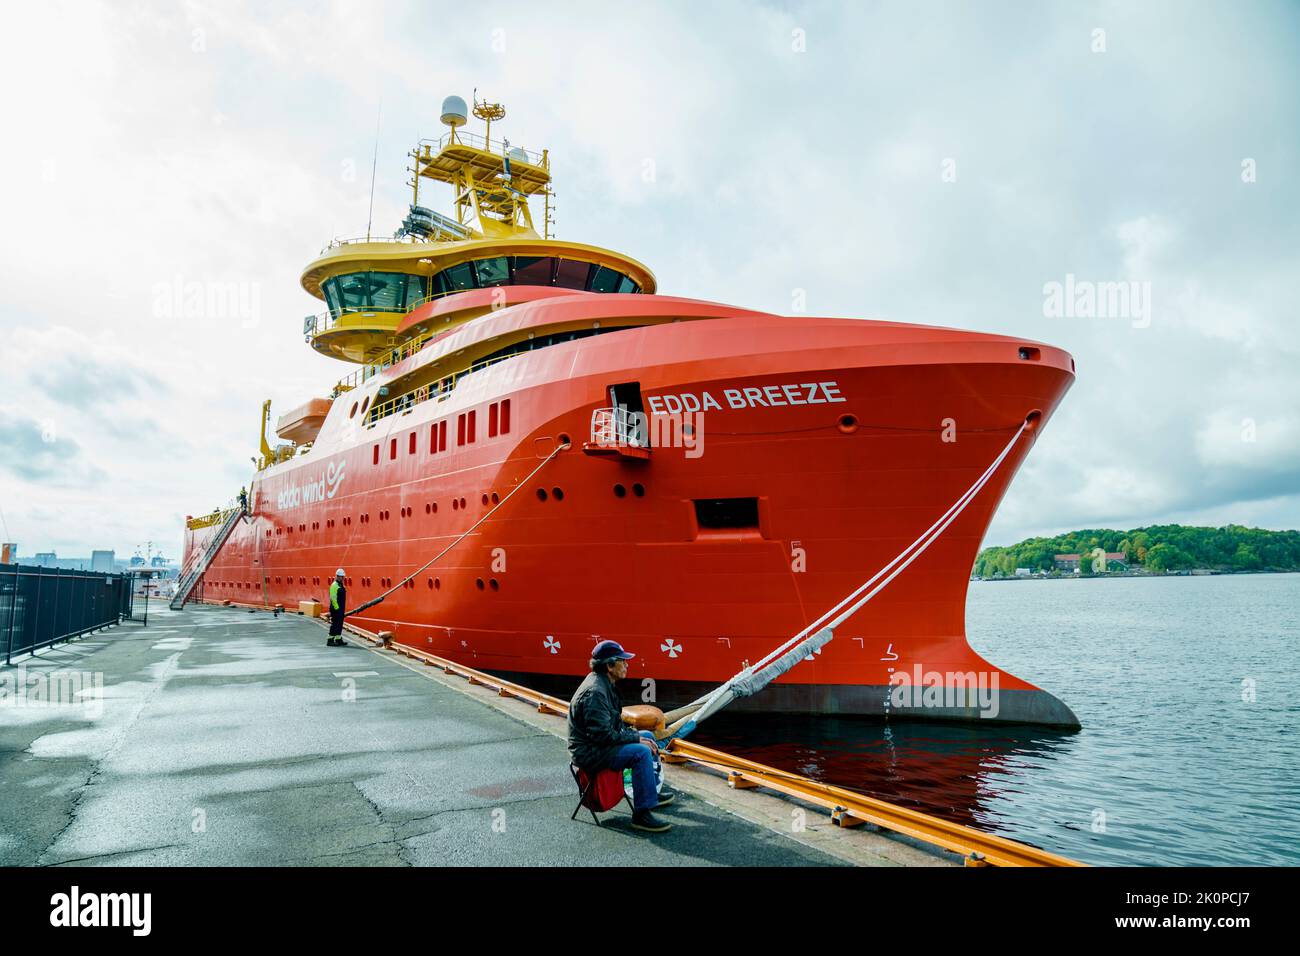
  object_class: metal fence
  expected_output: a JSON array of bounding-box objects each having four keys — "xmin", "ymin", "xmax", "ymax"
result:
[{"xmin": 1, "ymin": 563, "xmax": 135, "ymax": 665}]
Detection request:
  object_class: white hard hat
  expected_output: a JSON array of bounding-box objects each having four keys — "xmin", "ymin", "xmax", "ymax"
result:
[{"xmin": 335, "ymin": 568, "xmax": 346, "ymax": 577}]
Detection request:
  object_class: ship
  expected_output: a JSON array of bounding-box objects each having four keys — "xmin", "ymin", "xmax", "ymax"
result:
[{"xmin": 180, "ymin": 94, "xmax": 1080, "ymax": 729}]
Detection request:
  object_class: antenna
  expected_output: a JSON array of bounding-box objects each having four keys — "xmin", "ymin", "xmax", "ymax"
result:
[
  {"xmin": 472, "ymin": 89, "xmax": 506, "ymax": 149},
  {"xmin": 366, "ymin": 99, "xmax": 382, "ymax": 241}
]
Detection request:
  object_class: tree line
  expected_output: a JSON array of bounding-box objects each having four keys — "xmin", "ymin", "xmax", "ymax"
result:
[{"xmin": 974, "ymin": 525, "xmax": 1300, "ymax": 577}]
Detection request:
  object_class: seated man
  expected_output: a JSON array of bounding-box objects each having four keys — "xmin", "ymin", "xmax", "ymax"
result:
[{"xmin": 568, "ymin": 640, "xmax": 675, "ymax": 833}]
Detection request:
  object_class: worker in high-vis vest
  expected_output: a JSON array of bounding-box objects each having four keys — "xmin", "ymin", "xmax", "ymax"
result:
[{"xmin": 327, "ymin": 568, "xmax": 347, "ymax": 646}]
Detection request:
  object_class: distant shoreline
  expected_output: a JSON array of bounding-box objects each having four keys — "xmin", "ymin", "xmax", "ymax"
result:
[{"xmin": 972, "ymin": 568, "xmax": 1300, "ymax": 582}]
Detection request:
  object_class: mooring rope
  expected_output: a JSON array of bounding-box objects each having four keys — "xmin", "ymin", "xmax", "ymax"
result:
[
  {"xmin": 347, "ymin": 441, "xmax": 570, "ymax": 618},
  {"xmin": 661, "ymin": 419, "xmax": 1032, "ymax": 739}
]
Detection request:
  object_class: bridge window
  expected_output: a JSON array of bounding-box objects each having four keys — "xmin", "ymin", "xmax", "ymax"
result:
[
  {"xmin": 589, "ymin": 265, "xmax": 623, "ymax": 293},
  {"xmin": 554, "ymin": 259, "xmax": 592, "ymax": 290},
  {"xmin": 442, "ymin": 262, "xmax": 476, "ymax": 291},
  {"xmin": 322, "ymin": 272, "xmax": 428, "ymax": 317},
  {"xmin": 424, "ymin": 257, "xmax": 640, "ymax": 299},
  {"xmin": 512, "ymin": 256, "xmax": 554, "ymax": 285},
  {"xmin": 475, "ymin": 256, "xmax": 510, "ymax": 287}
]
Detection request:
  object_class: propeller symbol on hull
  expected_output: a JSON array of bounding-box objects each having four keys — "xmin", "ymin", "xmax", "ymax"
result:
[
  {"xmin": 543, "ymin": 635, "xmax": 560, "ymax": 654},
  {"xmin": 661, "ymin": 639, "xmax": 682, "ymax": 659}
]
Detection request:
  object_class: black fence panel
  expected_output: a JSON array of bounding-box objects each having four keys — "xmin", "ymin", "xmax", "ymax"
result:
[{"xmin": 1, "ymin": 564, "xmax": 133, "ymax": 665}]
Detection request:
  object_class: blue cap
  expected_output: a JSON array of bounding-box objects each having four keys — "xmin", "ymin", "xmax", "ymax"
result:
[{"xmin": 592, "ymin": 640, "xmax": 635, "ymax": 662}]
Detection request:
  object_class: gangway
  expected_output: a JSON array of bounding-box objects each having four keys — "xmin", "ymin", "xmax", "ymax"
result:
[{"xmin": 171, "ymin": 507, "xmax": 244, "ymax": 609}]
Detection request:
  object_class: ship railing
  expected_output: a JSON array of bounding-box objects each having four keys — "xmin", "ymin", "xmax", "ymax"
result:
[
  {"xmin": 328, "ymin": 330, "xmax": 441, "ymax": 398},
  {"xmin": 589, "ymin": 406, "xmax": 647, "ymax": 449},
  {"xmin": 418, "ymin": 132, "xmax": 548, "ymax": 169},
  {"xmin": 363, "ymin": 353, "xmax": 517, "ymax": 427},
  {"xmin": 320, "ymin": 234, "xmax": 429, "ymax": 253},
  {"xmin": 306, "ymin": 306, "xmax": 406, "ymax": 340},
  {"xmin": 185, "ymin": 505, "xmax": 239, "ymax": 532}
]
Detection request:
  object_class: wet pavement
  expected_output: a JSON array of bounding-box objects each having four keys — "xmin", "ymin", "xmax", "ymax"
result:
[{"xmin": 0, "ymin": 605, "xmax": 869, "ymax": 867}]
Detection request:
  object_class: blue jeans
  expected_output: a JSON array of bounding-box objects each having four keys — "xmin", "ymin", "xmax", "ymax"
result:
[{"xmin": 606, "ymin": 731, "xmax": 659, "ymax": 811}]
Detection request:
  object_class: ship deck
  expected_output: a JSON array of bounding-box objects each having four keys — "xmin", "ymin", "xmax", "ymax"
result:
[{"xmin": 0, "ymin": 605, "xmax": 947, "ymax": 867}]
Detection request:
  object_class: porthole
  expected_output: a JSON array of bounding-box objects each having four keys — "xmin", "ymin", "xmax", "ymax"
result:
[
  {"xmin": 350, "ymin": 401, "xmax": 358, "ymax": 418},
  {"xmin": 434, "ymin": 578, "xmax": 441, "ymax": 590},
  {"xmin": 481, "ymin": 493, "xmax": 490, "ymax": 506},
  {"xmin": 427, "ymin": 578, "xmax": 434, "ymax": 589},
  {"xmin": 490, "ymin": 492, "xmax": 499, "ymax": 505},
  {"xmin": 837, "ymin": 413, "xmax": 859, "ymax": 434},
  {"xmin": 459, "ymin": 497, "xmax": 466, "ymax": 509},
  {"xmin": 476, "ymin": 578, "xmax": 485, "ymax": 590},
  {"xmin": 613, "ymin": 484, "xmax": 627, "ymax": 498},
  {"xmin": 489, "ymin": 578, "xmax": 499, "ymax": 591},
  {"xmin": 425, "ymin": 503, "xmax": 431, "ymax": 514},
  {"xmin": 536, "ymin": 488, "xmax": 548, "ymax": 502},
  {"xmin": 452, "ymin": 499, "xmax": 459, "ymax": 511},
  {"xmin": 632, "ymin": 483, "xmax": 645, "ymax": 497},
  {"xmin": 361, "ymin": 396, "xmax": 370, "ymax": 414},
  {"xmin": 552, "ymin": 487, "xmax": 565, "ymax": 501}
]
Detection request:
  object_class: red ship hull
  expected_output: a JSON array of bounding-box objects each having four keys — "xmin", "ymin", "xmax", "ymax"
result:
[{"xmin": 185, "ymin": 294, "xmax": 1079, "ymax": 727}]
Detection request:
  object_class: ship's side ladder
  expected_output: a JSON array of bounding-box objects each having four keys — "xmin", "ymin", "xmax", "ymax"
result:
[{"xmin": 171, "ymin": 507, "xmax": 245, "ymax": 610}]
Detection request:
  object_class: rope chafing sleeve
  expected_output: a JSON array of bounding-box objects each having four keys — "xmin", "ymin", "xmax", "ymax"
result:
[
  {"xmin": 662, "ymin": 420, "xmax": 1030, "ymax": 737},
  {"xmin": 346, "ymin": 441, "xmax": 570, "ymax": 618}
]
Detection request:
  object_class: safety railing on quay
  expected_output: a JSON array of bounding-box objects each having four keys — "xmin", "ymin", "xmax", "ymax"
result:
[{"xmin": 1, "ymin": 564, "xmax": 135, "ymax": 666}]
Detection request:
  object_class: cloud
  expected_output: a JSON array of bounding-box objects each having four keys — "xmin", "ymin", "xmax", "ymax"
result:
[
  {"xmin": 18, "ymin": 328, "xmax": 168, "ymax": 409},
  {"xmin": 0, "ymin": 407, "xmax": 105, "ymax": 486}
]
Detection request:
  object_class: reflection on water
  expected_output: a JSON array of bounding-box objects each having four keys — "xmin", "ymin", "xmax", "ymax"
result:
[
  {"xmin": 695, "ymin": 574, "xmax": 1300, "ymax": 867},
  {"xmin": 692, "ymin": 715, "xmax": 1074, "ymax": 830}
]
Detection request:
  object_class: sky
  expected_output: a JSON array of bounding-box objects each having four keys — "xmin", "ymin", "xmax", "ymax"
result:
[{"xmin": 0, "ymin": 0, "xmax": 1297, "ymax": 559}]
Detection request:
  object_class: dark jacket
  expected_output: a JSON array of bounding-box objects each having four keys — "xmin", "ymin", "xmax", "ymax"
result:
[{"xmin": 567, "ymin": 670, "xmax": 641, "ymax": 770}]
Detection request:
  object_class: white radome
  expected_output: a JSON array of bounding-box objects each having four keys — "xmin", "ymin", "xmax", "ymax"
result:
[{"xmin": 440, "ymin": 95, "xmax": 468, "ymax": 128}]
